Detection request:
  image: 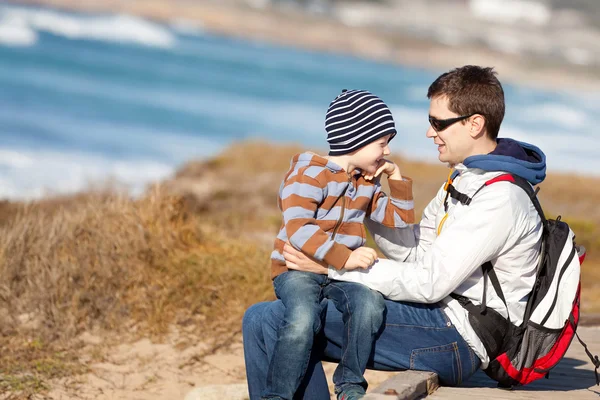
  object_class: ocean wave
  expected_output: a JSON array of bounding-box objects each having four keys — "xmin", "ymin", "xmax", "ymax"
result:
[
  {"xmin": 0, "ymin": 148, "xmax": 35, "ymax": 168},
  {"xmin": 514, "ymin": 103, "xmax": 589, "ymax": 129},
  {"xmin": 0, "ymin": 6, "xmax": 176, "ymax": 48},
  {"xmin": 0, "ymin": 147, "xmax": 174, "ymax": 200},
  {"xmin": 0, "ymin": 14, "xmax": 37, "ymax": 46},
  {"xmin": 0, "ymin": 100, "xmax": 229, "ymax": 163},
  {"xmin": 5, "ymin": 65, "xmax": 328, "ymax": 141}
]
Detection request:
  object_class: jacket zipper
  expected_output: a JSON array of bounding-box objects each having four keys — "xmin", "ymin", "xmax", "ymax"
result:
[{"xmin": 331, "ymin": 177, "xmax": 351, "ymax": 240}]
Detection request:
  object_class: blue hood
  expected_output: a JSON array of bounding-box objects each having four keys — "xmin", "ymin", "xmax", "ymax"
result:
[{"xmin": 463, "ymin": 138, "xmax": 546, "ymax": 185}]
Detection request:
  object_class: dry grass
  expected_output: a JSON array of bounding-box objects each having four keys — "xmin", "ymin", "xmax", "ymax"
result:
[
  {"xmin": 1, "ymin": 141, "xmax": 599, "ymax": 397},
  {"xmin": 0, "ymin": 184, "xmax": 273, "ymax": 398},
  {"xmin": 0, "ymin": 188, "xmax": 199, "ymax": 339}
]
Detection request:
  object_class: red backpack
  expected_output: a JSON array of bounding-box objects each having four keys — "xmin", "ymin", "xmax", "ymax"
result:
[{"xmin": 447, "ymin": 173, "xmax": 599, "ymax": 388}]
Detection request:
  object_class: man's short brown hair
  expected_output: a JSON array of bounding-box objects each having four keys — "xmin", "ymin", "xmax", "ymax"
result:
[{"xmin": 427, "ymin": 65, "xmax": 505, "ymax": 140}]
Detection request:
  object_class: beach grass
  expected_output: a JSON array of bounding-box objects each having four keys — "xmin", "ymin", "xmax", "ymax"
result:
[
  {"xmin": 1, "ymin": 141, "xmax": 599, "ymax": 397},
  {"xmin": 0, "ymin": 183, "xmax": 273, "ymax": 398}
]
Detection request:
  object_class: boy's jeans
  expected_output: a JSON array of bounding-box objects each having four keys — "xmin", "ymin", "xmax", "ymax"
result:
[
  {"xmin": 244, "ymin": 295, "xmax": 481, "ymax": 400},
  {"xmin": 262, "ymin": 271, "xmax": 385, "ymax": 400}
]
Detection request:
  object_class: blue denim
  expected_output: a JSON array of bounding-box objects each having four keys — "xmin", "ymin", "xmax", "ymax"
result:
[
  {"xmin": 262, "ymin": 271, "xmax": 385, "ymax": 400},
  {"xmin": 244, "ymin": 297, "xmax": 481, "ymax": 400}
]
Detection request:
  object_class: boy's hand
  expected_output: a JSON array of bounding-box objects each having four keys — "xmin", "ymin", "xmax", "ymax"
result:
[
  {"xmin": 363, "ymin": 159, "xmax": 403, "ymax": 181},
  {"xmin": 343, "ymin": 247, "xmax": 378, "ymax": 270},
  {"xmin": 283, "ymin": 242, "xmax": 329, "ymax": 274}
]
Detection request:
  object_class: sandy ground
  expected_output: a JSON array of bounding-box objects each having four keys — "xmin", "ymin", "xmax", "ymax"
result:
[
  {"xmin": 46, "ymin": 330, "xmax": 398, "ymax": 400},
  {"xmin": 43, "ymin": 322, "xmax": 600, "ymax": 400}
]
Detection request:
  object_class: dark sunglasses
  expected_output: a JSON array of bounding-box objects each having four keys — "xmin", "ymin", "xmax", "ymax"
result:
[{"xmin": 428, "ymin": 113, "xmax": 477, "ymax": 132}]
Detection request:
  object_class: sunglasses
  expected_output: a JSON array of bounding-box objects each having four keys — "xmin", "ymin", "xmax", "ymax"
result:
[{"xmin": 428, "ymin": 113, "xmax": 477, "ymax": 132}]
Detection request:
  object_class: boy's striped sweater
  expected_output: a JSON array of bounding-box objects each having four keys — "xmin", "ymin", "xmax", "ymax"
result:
[{"xmin": 271, "ymin": 152, "xmax": 414, "ymax": 279}]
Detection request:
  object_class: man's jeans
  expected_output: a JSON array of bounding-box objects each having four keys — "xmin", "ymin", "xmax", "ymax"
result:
[
  {"xmin": 244, "ymin": 295, "xmax": 481, "ymax": 400},
  {"xmin": 262, "ymin": 271, "xmax": 385, "ymax": 399}
]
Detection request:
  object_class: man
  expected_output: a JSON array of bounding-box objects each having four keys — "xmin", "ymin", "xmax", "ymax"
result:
[{"xmin": 243, "ymin": 65, "xmax": 546, "ymax": 399}]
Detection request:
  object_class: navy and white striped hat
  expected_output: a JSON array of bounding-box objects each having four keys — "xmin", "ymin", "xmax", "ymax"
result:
[{"xmin": 326, "ymin": 89, "xmax": 396, "ymax": 156}]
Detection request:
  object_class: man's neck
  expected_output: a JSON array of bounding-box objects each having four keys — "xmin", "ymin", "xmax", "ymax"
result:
[
  {"xmin": 480, "ymin": 138, "xmax": 498, "ymax": 154},
  {"xmin": 452, "ymin": 139, "xmax": 498, "ymax": 168},
  {"xmin": 468, "ymin": 138, "xmax": 498, "ymax": 160}
]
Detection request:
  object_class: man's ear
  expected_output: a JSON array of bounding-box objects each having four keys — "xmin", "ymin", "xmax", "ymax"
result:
[{"xmin": 469, "ymin": 114, "xmax": 486, "ymax": 138}]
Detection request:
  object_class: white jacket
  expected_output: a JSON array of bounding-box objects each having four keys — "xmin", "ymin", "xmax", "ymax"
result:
[{"xmin": 329, "ymin": 163, "xmax": 543, "ymax": 368}]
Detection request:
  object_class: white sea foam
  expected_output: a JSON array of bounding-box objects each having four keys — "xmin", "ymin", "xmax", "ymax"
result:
[
  {"xmin": 513, "ymin": 103, "xmax": 589, "ymax": 129},
  {"xmin": 0, "ymin": 111, "xmax": 227, "ymax": 200},
  {"xmin": 0, "ymin": 14, "xmax": 37, "ymax": 46},
  {"xmin": 0, "ymin": 6, "xmax": 176, "ymax": 48},
  {"xmin": 0, "ymin": 147, "xmax": 173, "ymax": 200},
  {"xmin": 0, "ymin": 148, "xmax": 35, "ymax": 168}
]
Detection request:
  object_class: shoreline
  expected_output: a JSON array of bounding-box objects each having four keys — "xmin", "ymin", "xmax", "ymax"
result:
[{"xmin": 13, "ymin": 0, "xmax": 600, "ymax": 94}]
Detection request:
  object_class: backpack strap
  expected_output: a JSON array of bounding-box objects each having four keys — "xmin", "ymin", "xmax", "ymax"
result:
[
  {"xmin": 482, "ymin": 261, "xmax": 511, "ymax": 323},
  {"xmin": 442, "ymin": 173, "xmax": 544, "ymax": 222},
  {"xmin": 451, "ymin": 261, "xmax": 512, "ymax": 317},
  {"xmin": 448, "ymin": 173, "xmax": 538, "ymax": 356},
  {"xmin": 488, "ymin": 174, "xmax": 548, "ymax": 227},
  {"xmin": 575, "ymin": 330, "xmax": 600, "ymax": 385},
  {"xmin": 444, "ymin": 183, "xmax": 472, "ymax": 211},
  {"xmin": 447, "ymin": 173, "xmax": 542, "ymax": 305},
  {"xmin": 484, "ymin": 174, "xmax": 550, "ymax": 324},
  {"xmin": 450, "ymin": 174, "xmax": 525, "ymax": 319}
]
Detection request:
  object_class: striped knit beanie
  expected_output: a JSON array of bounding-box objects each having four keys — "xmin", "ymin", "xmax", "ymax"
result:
[{"xmin": 326, "ymin": 89, "xmax": 396, "ymax": 156}]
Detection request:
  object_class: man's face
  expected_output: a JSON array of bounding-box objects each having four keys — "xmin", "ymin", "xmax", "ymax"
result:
[{"xmin": 426, "ymin": 96, "xmax": 474, "ymax": 166}]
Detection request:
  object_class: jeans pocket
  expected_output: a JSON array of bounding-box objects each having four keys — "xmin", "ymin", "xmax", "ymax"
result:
[{"xmin": 410, "ymin": 342, "xmax": 462, "ymax": 386}]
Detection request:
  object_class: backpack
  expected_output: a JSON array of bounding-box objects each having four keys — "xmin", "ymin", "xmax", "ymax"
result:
[{"xmin": 446, "ymin": 173, "xmax": 599, "ymax": 388}]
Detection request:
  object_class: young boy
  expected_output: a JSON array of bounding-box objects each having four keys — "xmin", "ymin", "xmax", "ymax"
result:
[{"xmin": 265, "ymin": 89, "xmax": 415, "ymax": 400}]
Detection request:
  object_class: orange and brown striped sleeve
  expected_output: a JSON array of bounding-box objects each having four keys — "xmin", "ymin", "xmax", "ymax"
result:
[{"xmin": 367, "ymin": 177, "xmax": 415, "ymax": 228}]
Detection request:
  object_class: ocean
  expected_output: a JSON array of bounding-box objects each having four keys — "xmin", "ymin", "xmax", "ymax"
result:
[{"xmin": 0, "ymin": 4, "xmax": 598, "ymax": 200}]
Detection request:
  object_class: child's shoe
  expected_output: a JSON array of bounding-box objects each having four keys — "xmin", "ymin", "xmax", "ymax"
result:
[{"xmin": 336, "ymin": 384, "xmax": 366, "ymax": 400}]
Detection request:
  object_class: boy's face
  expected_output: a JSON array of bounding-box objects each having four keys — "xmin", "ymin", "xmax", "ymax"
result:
[
  {"xmin": 351, "ymin": 134, "xmax": 392, "ymax": 174},
  {"xmin": 426, "ymin": 95, "xmax": 475, "ymax": 166}
]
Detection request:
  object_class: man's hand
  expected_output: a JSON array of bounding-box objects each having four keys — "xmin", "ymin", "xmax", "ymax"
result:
[
  {"xmin": 344, "ymin": 247, "xmax": 378, "ymax": 270},
  {"xmin": 363, "ymin": 159, "xmax": 403, "ymax": 181},
  {"xmin": 283, "ymin": 242, "xmax": 329, "ymax": 274}
]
